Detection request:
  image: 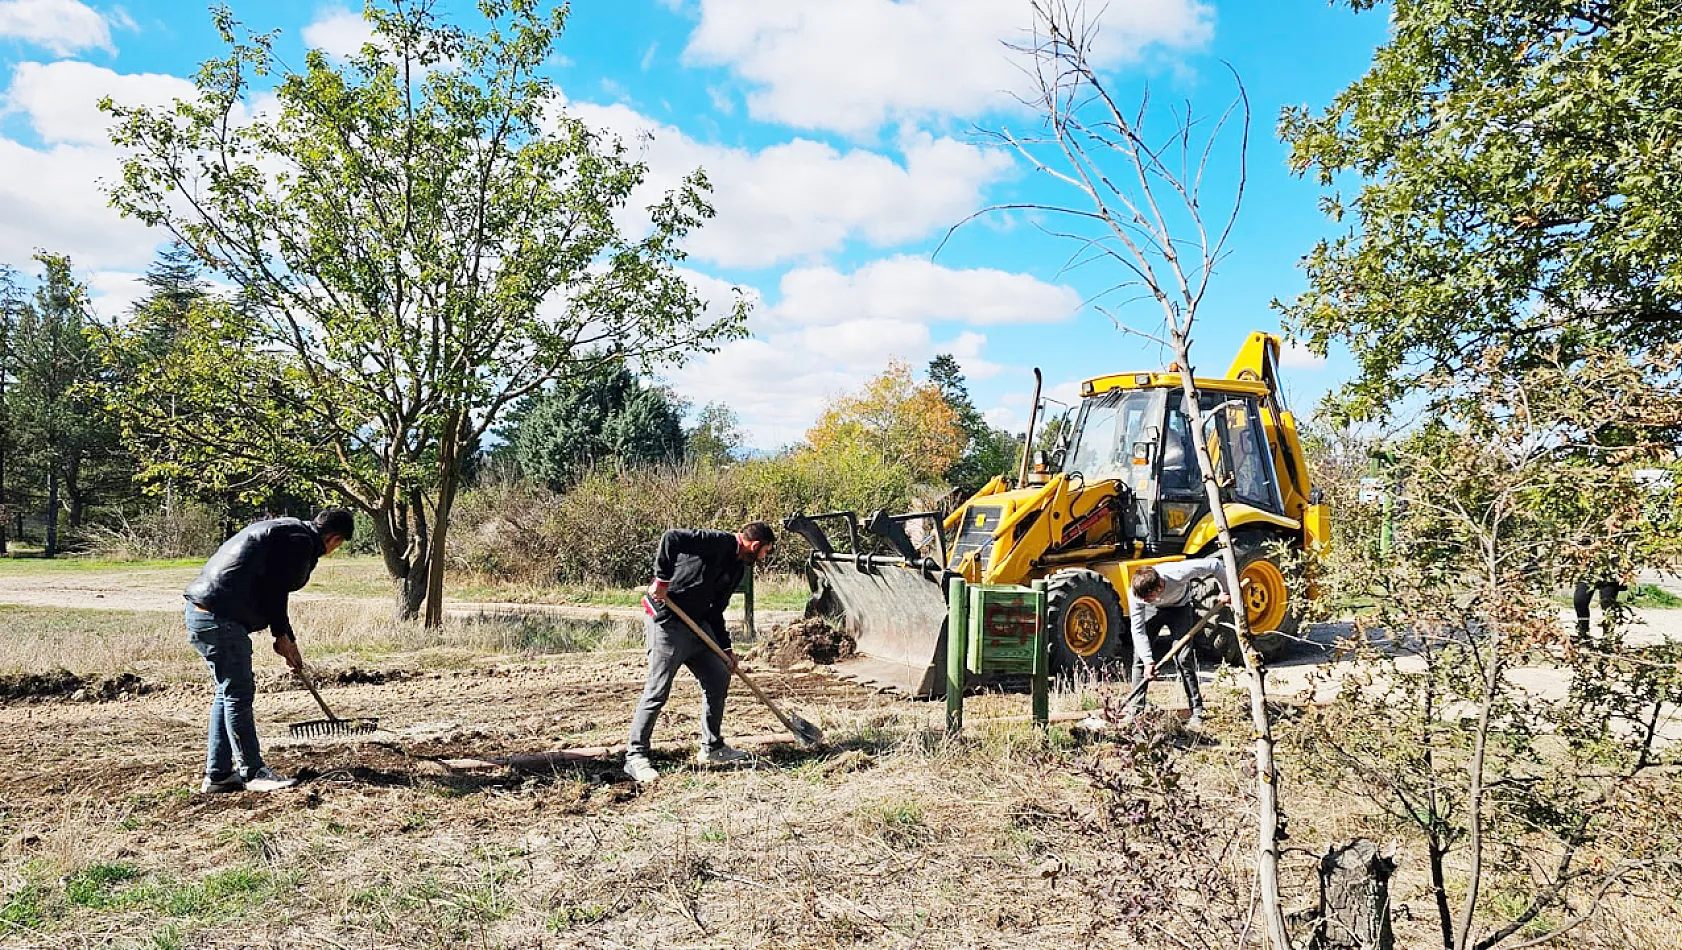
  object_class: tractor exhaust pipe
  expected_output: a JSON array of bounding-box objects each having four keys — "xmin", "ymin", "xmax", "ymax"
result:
[{"xmin": 1017, "ymin": 368, "xmax": 1043, "ymax": 489}]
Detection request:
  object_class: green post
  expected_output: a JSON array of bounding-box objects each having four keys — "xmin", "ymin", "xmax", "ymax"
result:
[
  {"xmin": 1031, "ymin": 579, "xmax": 1049, "ymax": 729},
  {"xmin": 742, "ymin": 564, "xmax": 756, "ymax": 641},
  {"xmin": 945, "ymin": 578, "xmax": 968, "ymax": 736}
]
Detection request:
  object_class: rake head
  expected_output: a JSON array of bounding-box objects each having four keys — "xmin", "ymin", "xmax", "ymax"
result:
[{"xmin": 289, "ymin": 717, "xmax": 379, "ymax": 738}]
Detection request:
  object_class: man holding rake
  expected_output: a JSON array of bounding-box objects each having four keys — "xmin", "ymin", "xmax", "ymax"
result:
[{"xmin": 183, "ymin": 508, "xmax": 355, "ymax": 793}]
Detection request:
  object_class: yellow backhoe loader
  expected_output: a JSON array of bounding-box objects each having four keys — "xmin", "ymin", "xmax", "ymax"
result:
[{"xmin": 784, "ymin": 331, "xmax": 1329, "ymax": 697}]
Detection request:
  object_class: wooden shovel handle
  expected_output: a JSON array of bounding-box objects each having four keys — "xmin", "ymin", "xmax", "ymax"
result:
[{"xmin": 654, "ymin": 597, "xmax": 802, "ymax": 736}]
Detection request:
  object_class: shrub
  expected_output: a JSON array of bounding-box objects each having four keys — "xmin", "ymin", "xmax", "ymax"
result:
[
  {"xmin": 450, "ymin": 451, "xmax": 935, "ymax": 587},
  {"xmin": 79, "ymin": 501, "xmax": 226, "ymax": 560}
]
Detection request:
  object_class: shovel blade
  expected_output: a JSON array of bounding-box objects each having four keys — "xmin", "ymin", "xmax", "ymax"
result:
[{"xmin": 788, "ymin": 713, "xmax": 825, "ymax": 747}]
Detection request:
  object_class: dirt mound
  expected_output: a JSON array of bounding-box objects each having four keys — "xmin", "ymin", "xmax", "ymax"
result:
[
  {"xmin": 752, "ymin": 618, "xmax": 855, "ymax": 668},
  {"xmin": 0, "ymin": 669, "xmax": 153, "ymax": 704},
  {"xmin": 258, "ymin": 666, "xmax": 419, "ymax": 690}
]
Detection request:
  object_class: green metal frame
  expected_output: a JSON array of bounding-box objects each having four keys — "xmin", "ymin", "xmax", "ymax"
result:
[{"xmin": 945, "ymin": 578, "xmax": 1049, "ymax": 735}]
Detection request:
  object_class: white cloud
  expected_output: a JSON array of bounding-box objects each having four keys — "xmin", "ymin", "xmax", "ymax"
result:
[
  {"xmin": 0, "ymin": 0, "xmax": 113, "ymax": 55},
  {"xmin": 301, "ymin": 5, "xmax": 374, "ymax": 62},
  {"xmin": 763, "ymin": 255, "xmax": 1078, "ymax": 329},
  {"xmin": 664, "ymin": 257, "xmax": 1078, "ymax": 447},
  {"xmin": 682, "ymin": 0, "xmax": 1214, "ymax": 134},
  {"xmin": 0, "ymin": 136, "xmax": 159, "ymax": 271},
  {"xmin": 0, "ymin": 62, "xmax": 211, "ymax": 271},
  {"xmin": 84, "ymin": 268, "xmax": 147, "ymax": 318},
  {"xmin": 1278, "ymin": 340, "xmax": 1327, "ymax": 370},
  {"xmin": 5, "ymin": 60, "xmax": 195, "ymax": 145},
  {"xmin": 565, "ymin": 101, "xmax": 1011, "ymax": 269}
]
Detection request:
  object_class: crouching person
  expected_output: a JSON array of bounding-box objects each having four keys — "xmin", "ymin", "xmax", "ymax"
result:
[
  {"xmin": 1126, "ymin": 557, "xmax": 1231, "ymax": 729},
  {"xmin": 183, "ymin": 508, "xmax": 354, "ymax": 793},
  {"xmin": 623, "ymin": 522, "xmax": 776, "ymax": 783}
]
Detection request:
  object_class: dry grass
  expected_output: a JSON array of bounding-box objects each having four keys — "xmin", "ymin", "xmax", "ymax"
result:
[
  {"xmin": 2, "ymin": 574, "xmax": 1679, "ymax": 948},
  {"xmin": 2, "ymin": 683, "xmax": 1679, "ymax": 949}
]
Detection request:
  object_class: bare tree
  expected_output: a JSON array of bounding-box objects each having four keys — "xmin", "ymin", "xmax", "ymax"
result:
[{"xmin": 955, "ymin": 2, "xmax": 1289, "ymax": 944}]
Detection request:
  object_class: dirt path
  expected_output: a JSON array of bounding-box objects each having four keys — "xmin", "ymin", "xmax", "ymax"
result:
[
  {"xmin": 1259, "ymin": 604, "xmax": 1682, "ymax": 747},
  {"xmin": 0, "ymin": 566, "xmax": 800, "ymax": 628}
]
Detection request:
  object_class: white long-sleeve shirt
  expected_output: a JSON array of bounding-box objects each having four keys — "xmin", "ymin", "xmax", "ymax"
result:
[{"xmin": 1126, "ymin": 556, "xmax": 1231, "ymax": 664}]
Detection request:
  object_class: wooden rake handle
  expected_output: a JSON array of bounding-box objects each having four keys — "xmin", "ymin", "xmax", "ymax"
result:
[
  {"xmin": 654, "ymin": 596, "xmax": 803, "ymax": 738},
  {"xmin": 294, "ymin": 665, "xmax": 339, "ymax": 722}
]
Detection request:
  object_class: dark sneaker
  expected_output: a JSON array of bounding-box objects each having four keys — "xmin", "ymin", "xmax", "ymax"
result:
[
  {"xmin": 199, "ymin": 773, "xmax": 245, "ymax": 794},
  {"xmin": 695, "ymin": 744, "xmax": 752, "ymax": 765},
  {"xmin": 242, "ymin": 767, "xmax": 296, "ymax": 792}
]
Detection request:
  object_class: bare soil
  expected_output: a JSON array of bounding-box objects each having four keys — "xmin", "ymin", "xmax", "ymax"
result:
[
  {"xmin": 0, "ymin": 670, "xmax": 155, "ymax": 704},
  {"xmin": 3, "ymin": 564, "xmax": 1680, "ymax": 948},
  {"xmin": 750, "ymin": 617, "xmax": 856, "ymax": 668}
]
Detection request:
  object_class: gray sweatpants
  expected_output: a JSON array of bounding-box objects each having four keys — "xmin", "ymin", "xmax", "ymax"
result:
[{"xmin": 626, "ymin": 614, "xmax": 732, "ymax": 756}]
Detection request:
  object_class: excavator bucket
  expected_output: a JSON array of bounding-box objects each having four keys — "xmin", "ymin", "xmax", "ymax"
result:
[{"xmin": 786, "ymin": 512, "xmax": 953, "ymax": 698}]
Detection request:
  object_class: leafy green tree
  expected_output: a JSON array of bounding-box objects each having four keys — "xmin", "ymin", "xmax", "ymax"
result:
[
  {"xmin": 1300, "ymin": 348, "xmax": 1682, "ymax": 950},
  {"xmin": 100, "ymin": 1, "xmax": 742, "ymax": 622},
  {"xmin": 0, "ymin": 265, "xmax": 25, "ymax": 554},
  {"xmin": 11, "ymin": 253, "xmax": 117, "ymax": 556},
  {"xmin": 1279, "ymin": 0, "xmax": 1682, "ymax": 419},
  {"xmin": 686, "ymin": 401, "xmax": 741, "ymax": 465},
  {"xmin": 926, "ymin": 354, "xmax": 1020, "ymax": 494},
  {"xmin": 509, "ymin": 366, "xmax": 685, "ymax": 490},
  {"xmin": 0, "ymin": 265, "xmax": 22, "ymax": 554}
]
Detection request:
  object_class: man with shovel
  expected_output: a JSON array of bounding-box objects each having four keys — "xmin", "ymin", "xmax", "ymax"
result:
[
  {"xmin": 624, "ymin": 522, "xmax": 776, "ymax": 783},
  {"xmin": 183, "ymin": 508, "xmax": 355, "ymax": 793},
  {"xmin": 1127, "ymin": 557, "xmax": 1231, "ymax": 729}
]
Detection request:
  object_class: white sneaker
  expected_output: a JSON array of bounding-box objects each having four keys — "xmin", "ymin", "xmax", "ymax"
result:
[
  {"xmin": 1185, "ymin": 713, "xmax": 1206, "ymax": 730},
  {"xmin": 695, "ymin": 744, "xmax": 752, "ymax": 765},
  {"xmin": 243, "ymin": 767, "xmax": 297, "ymax": 792},
  {"xmin": 623, "ymin": 754, "xmax": 659, "ymax": 783}
]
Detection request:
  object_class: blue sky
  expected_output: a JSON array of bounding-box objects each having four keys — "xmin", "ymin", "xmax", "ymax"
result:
[{"xmin": 0, "ymin": 0, "xmax": 1389, "ymax": 449}]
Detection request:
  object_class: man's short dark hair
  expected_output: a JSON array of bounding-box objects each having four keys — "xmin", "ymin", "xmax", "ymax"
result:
[
  {"xmin": 741, "ymin": 521, "xmax": 775, "ymax": 546},
  {"xmin": 314, "ymin": 508, "xmax": 356, "ymax": 540},
  {"xmin": 1131, "ymin": 565, "xmax": 1162, "ymax": 600}
]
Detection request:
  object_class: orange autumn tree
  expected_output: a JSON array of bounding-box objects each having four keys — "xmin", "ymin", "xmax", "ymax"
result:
[{"xmin": 805, "ymin": 361, "xmax": 963, "ymax": 484}]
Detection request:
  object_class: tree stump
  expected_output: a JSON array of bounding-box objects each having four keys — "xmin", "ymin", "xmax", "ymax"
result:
[{"xmin": 1310, "ymin": 838, "xmax": 1396, "ymax": 950}]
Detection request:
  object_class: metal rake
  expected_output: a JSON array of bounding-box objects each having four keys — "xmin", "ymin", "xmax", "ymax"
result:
[{"xmin": 288, "ymin": 666, "xmax": 379, "ymax": 737}]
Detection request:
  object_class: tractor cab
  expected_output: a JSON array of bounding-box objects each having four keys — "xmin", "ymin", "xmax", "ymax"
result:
[{"xmin": 1055, "ymin": 378, "xmax": 1288, "ymax": 558}]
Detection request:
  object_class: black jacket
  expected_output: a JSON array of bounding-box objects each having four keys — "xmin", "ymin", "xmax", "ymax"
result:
[
  {"xmin": 650, "ymin": 528, "xmax": 744, "ymax": 649},
  {"xmin": 184, "ymin": 518, "xmax": 326, "ymax": 640}
]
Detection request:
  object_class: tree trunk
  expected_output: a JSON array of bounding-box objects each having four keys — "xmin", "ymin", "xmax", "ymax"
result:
[
  {"xmin": 1453, "ymin": 638, "xmax": 1505, "ymax": 950},
  {"xmin": 1171, "ymin": 340, "xmax": 1292, "ymax": 950},
  {"xmin": 0, "ymin": 440, "xmax": 8, "ymax": 555},
  {"xmin": 1311, "ymin": 839, "xmax": 1396, "ymax": 950},
  {"xmin": 423, "ymin": 409, "xmax": 465, "ymax": 628},
  {"xmin": 371, "ymin": 495, "xmax": 428, "ymax": 622},
  {"xmin": 44, "ymin": 465, "xmax": 59, "ymax": 558},
  {"xmin": 396, "ymin": 564, "xmax": 428, "ymax": 620}
]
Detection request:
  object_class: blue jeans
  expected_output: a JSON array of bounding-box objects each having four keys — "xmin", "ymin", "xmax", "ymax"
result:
[
  {"xmin": 185, "ymin": 603, "xmax": 264, "ymax": 780},
  {"xmin": 626, "ymin": 615, "xmax": 731, "ymax": 757}
]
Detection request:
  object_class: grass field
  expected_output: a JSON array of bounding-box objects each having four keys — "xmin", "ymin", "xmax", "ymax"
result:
[
  {"xmin": 1, "ymin": 560, "xmax": 1679, "ymax": 948},
  {"xmin": 0, "ymin": 554, "xmax": 813, "ymax": 611}
]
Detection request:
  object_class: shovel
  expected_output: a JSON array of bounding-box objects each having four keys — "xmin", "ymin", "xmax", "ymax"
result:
[
  {"xmin": 288, "ymin": 665, "xmax": 379, "ymax": 738},
  {"xmin": 655, "ymin": 597, "xmax": 826, "ymax": 747},
  {"xmin": 1116, "ymin": 600, "xmax": 1230, "ymax": 713}
]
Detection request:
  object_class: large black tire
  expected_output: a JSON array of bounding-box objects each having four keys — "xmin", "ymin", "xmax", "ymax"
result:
[
  {"xmin": 1198, "ymin": 536, "xmax": 1301, "ymax": 666},
  {"xmin": 1044, "ymin": 568, "xmax": 1127, "ymax": 677}
]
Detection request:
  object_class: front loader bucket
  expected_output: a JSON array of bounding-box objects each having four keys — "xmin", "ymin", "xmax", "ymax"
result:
[{"xmin": 805, "ymin": 555, "xmax": 952, "ymax": 698}]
